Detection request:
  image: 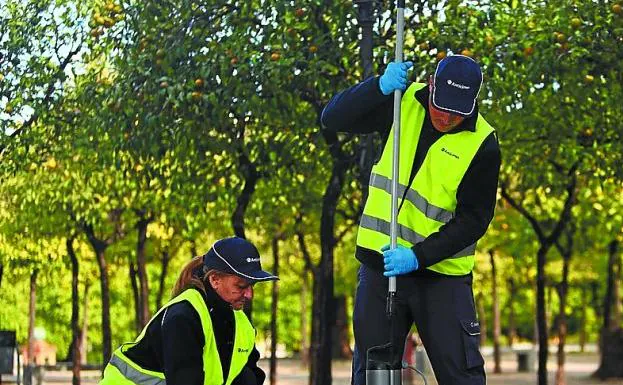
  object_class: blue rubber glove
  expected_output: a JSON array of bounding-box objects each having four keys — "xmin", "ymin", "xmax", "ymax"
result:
[
  {"xmin": 378, "ymin": 61, "xmax": 413, "ymax": 95},
  {"xmin": 381, "ymin": 244, "xmax": 419, "ymax": 277}
]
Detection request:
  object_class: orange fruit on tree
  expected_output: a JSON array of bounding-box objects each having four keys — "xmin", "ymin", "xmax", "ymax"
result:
[
  {"xmin": 460, "ymin": 49, "xmax": 473, "ymax": 57},
  {"xmin": 571, "ymin": 17, "xmax": 582, "ymax": 29}
]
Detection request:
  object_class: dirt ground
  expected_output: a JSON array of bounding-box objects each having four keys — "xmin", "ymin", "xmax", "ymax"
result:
[{"xmin": 2, "ymin": 351, "xmax": 622, "ymax": 384}]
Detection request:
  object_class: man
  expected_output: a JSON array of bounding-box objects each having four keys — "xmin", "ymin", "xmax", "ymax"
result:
[
  {"xmin": 100, "ymin": 236, "xmax": 278, "ymax": 385},
  {"xmin": 321, "ymin": 55, "xmax": 501, "ymax": 385}
]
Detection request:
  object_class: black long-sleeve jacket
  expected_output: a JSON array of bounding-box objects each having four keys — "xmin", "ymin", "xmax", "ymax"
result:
[
  {"xmin": 124, "ymin": 285, "xmax": 265, "ymax": 385},
  {"xmin": 321, "ymin": 76, "xmax": 501, "ymax": 276}
]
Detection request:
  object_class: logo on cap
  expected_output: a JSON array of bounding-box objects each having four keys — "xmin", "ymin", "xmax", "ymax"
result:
[
  {"xmin": 447, "ymin": 79, "xmax": 470, "ymax": 90},
  {"xmin": 246, "ymin": 257, "xmax": 260, "ymax": 263}
]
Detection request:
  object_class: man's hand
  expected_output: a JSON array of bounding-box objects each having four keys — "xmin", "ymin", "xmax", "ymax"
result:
[
  {"xmin": 381, "ymin": 244, "xmax": 419, "ymax": 276},
  {"xmin": 379, "ymin": 61, "xmax": 413, "ymax": 95}
]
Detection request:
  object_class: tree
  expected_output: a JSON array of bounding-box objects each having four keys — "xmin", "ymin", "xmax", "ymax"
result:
[{"xmin": 0, "ymin": 0, "xmax": 88, "ymax": 153}]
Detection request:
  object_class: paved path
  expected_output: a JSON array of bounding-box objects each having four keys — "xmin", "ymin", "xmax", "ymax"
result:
[
  {"xmin": 2, "ymin": 352, "xmax": 622, "ymax": 384},
  {"xmin": 254, "ymin": 352, "xmax": 621, "ymax": 385}
]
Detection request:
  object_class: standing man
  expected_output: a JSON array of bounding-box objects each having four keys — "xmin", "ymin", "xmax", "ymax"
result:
[{"xmin": 321, "ymin": 55, "xmax": 500, "ymax": 385}]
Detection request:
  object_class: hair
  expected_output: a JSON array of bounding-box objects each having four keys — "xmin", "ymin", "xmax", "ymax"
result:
[{"xmin": 171, "ymin": 256, "xmax": 229, "ymax": 299}]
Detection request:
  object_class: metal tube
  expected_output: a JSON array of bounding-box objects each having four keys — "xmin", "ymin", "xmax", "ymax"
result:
[
  {"xmin": 366, "ymin": 3, "xmax": 406, "ymax": 384},
  {"xmin": 389, "ymin": 0, "xmax": 405, "ymax": 296}
]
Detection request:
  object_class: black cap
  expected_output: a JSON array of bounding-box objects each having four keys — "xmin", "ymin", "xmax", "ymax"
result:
[
  {"xmin": 432, "ymin": 54, "xmax": 483, "ymax": 117},
  {"xmin": 202, "ymin": 237, "xmax": 278, "ymax": 283}
]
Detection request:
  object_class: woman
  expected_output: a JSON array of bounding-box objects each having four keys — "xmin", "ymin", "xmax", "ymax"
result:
[{"xmin": 100, "ymin": 236, "xmax": 278, "ymax": 385}]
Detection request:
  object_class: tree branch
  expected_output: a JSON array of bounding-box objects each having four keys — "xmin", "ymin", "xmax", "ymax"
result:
[{"xmin": 500, "ymin": 180, "xmax": 547, "ymax": 243}]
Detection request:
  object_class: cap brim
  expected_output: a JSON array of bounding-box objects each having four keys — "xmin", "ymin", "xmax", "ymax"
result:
[{"xmin": 234, "ymin": 269, "xmax": 279, "ymax": 283}]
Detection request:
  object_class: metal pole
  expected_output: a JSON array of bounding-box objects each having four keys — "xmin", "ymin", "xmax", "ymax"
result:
[
  {"xmin": 387, "ymin": 0, "xmax": 405, "ymax": 320},
  {"xmin": 387, "ymin": 4, "xmax": 405, "ymax": 385},
  {"xmin": 366, "ymin": 2, "xmax": 406, "ymax": 384}
]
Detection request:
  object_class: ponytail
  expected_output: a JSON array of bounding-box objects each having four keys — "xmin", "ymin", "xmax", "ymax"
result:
[
  {"xmin": 171, "ymin": 256, "xmax": 208, "ymax": 298},
  {"xmin": 171, "ymin": 256, "xmax": 230, "ymax": 299}
]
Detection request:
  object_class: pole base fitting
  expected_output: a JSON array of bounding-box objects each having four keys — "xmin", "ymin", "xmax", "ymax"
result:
[
  {"xmin": 366, "ymin": 368, "xmax": 402, "ymax": 385},
  {"xmin": 366, "ymin": 342, "xmax": 403, "ymax": 385}
]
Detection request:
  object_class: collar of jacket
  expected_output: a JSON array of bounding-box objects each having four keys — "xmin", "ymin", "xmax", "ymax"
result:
[{"xmin": 413, "ymin": 83, "xmax": 478, "ymax": 133}]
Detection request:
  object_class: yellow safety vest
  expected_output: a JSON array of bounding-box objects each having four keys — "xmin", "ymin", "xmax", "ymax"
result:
[
  {"xmin": 99, "ymin": 288, "xmax": 256, "ymax": 385},
  {"xmin": 356, "ymin": 82, "xmax": 495, "ymax": 275}
]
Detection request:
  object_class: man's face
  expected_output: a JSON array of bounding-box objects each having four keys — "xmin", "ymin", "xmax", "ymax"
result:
[
  {"xmin": 428, "ymin": 77, "xmax": 466, "ymax": 132},
  {"xmin": 210, "ymin": 274, "xmax": 254, "ymax": 310}
]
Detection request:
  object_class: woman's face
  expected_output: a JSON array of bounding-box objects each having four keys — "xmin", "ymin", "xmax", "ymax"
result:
[{"xmin": 210, "ymin": 274, "xmax": 254, "ymax": 310}]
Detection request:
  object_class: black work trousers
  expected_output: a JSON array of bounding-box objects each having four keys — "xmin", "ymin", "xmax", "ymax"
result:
[{"xmin": 352, "ymin": 264, "xmax": 486, "ymax": 385}]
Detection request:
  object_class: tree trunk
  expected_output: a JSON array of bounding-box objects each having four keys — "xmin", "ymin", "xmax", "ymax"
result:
[
  {"xmin": 269, "ymin": 237, "xmax": 280, "ymax": 385},
  {"xmin": 593, "ymin": 240, "xmax": 623, "ymax": 380},
  {"xmin": 310, "ymin": 267, "xmax": 334, "ymax": 385},
  {"xmin": 579, "ymin": 285, "xmax": 587, "ymax": 353},
  {"xmin": 555, "ymin": 254, "xmax": 570, "ymax": 385},
  {"xmin": 593, "ymin": 328, "xmax": 623, "ymax": 379},
  {"xmin": 231, "ymin": 152, "xmax": 259, "ymax": 322},
  {"xmin": 507, "ymin": 278, "xmax": 517, "ymax": 347},
  {"xmin": 613, "ymin": 252, "xmax": 621, "ymax": 327},
  {"xmin": 67, "ymin": 238, "xmax": 82, "ymax": 385},
  {"xmin": 129, "ymin": 261, "xmax": 141, "ymax": 333},
  {"xmin": 81, "ymin": 220, "xmax": 118, "ymax": 368},
  {"xmin": 301, "ymin": 271, "xmax": 310, "ymax": 367},
  {"xmin": 476, "ymin": 293, "xmax": 487, "ymax": 347},
  {"xmin": 490, "ymin": 251, "xmax": 501, "ymax": 374},
  {"xmin": 355, "ymin": 0, "xmax": 379, "ymax": 207},
  {"xmin": 80, "ymin": 282, "xmax": 90, "ymax": 365},
  {"xmin": 27, "ymin": 269, "xmax": 38, "ymax": 365},
  {"xmin": 156, "ymin": 250, "xmax": 171, "ymax": 309},
  {"xmin": 603, "ymin": 241, "xmax": 618, "ymax": 331},
  {"xmin": 590, "ymin": 281, "xmax": 602, "ymax": 326},
  {"xmin": 536, "ymin": 246, "xmax": 549, "ymax": 385},
  {"xmin": 231, "ymin": 153, "xmax": 258, "ymax": 240},
  {"xmin": 0, "ymin": 263, "xmax": 3, "ymax": 289},
  {"xmin": 309, "ymin": 151, "xmax": 346, "ymax": 385},
  {"xmin": 96, "ymin": 248, "xmax": 112, "ymax": 367},
  {"xmin": 136, "ymin": 216, "xmax": 151, "ymax": 328},
  {"xmin": 332, "ymin": 295, "xmax": 352, "ymax": 359}
]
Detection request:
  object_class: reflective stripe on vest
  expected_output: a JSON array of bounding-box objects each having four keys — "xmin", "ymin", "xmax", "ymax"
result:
[
  {"xmin": 356, "ymin": 82, "xmax": 494, "ymax": 275},
  {"xmin": 99, "ymin": 288, "xmax": 255, "ymax": 385},
  {"xmin": 108, "ymin": 354, "xmax": 164, "ymax": 385}
]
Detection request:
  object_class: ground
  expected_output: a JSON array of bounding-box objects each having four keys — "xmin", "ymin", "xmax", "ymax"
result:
[{"xmin": 2, "ymin": 351, "xmax": 623, "ymax": 384}]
